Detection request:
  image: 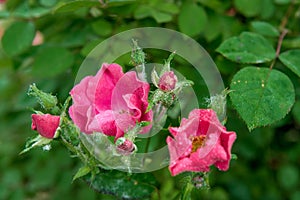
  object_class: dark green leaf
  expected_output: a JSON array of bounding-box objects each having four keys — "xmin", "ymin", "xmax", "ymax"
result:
[
  {"xmin": 279, "ymin": 50, "xmax": 300, "ymax": 77},
  {"xmin": 178, "ymin": 3, "xmax": 207, "ymax": 37},
  {"xmin": 54, "ymin": 0, "xmax": 99, "ymax": 13},
  {"xmin": 277, "ymin": 165, "xmax": 299, "ymax": 190},
  {"xmin": 274, "ymin": 0, "xmax": 291, "ymax": 4},
  {"xmin": 197, "ymin": 0, "xmax": 229, "ymax": 13},
  {"xmin": 217, "ymin": 32, "xmax": 276, "ymax": 64},
  {"xmin": 292, "ymin": 100, "xmax": 300, "ymax": 125},
  {"xmin": 234, "ymin": 0, "xmax": 261, "ymax": 17},
  {"xmin": 83, "ymin": 170, "xmax": 158, "ymax": 200},
  {"xmin": 91, "ymin": 19, "xmax": 113, "ymax": 37},
  {"xmin": 2, "ymin": 21, "xmax": 35, "ymax": 56},
  {"xmin": 32, "ymin": 47, "xmax": 74, "ymax": 78},
  {"xmin": 230, "ymin": 67, "xmax": 295, "ymax": 130},
  {"xmin": 251, "ymin": 21, "xmax": 279, "ymax": 37}
]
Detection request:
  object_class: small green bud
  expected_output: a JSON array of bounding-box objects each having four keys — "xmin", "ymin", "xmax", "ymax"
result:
[
  {"xmin": 131, "ymin": 39, "xmax": 145, "ymax": 65},
  {"xmin": 28, "ymin": 84, "xmax": 58, "ymax": 111}
]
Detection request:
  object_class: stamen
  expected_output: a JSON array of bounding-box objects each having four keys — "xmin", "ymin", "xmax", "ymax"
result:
[{"xmin": 191, "ymin": 135, "xmax": 206, "ymax": 153}]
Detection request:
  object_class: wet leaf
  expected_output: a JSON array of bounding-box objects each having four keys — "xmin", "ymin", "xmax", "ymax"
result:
[
  {"xmin": 230, "ymin": 67, "xmax": 295, "ymax": 130},
  {"xmin": 217, "ymin": 32, "xmax": 276, "ymax": 64}
]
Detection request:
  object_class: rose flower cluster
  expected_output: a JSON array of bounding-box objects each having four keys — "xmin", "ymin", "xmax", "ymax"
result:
[{"xmin": 29, "ymin": 62, "xmax": 236, "ymax": 176}]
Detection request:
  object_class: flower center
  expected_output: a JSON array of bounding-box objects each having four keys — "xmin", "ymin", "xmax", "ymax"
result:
[{"xmin": 190, "ymin": 135, "xmax": 206, "ymax": 153}]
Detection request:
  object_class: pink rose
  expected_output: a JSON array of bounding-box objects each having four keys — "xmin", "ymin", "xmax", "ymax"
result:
[
  {"xmin": 166, "ymin": 109, "xmax": 236, "ymax": 176},
  {"xmin": 31, "ymin": 114, "xmax": 60, "ymax": 139},
  {"xmin": 69, "ymin": 63, "xmax": 152, "ymax": 139},
  {"xmin": 158, "ymin": 71, "xmax": 177, "ymax": 91}
]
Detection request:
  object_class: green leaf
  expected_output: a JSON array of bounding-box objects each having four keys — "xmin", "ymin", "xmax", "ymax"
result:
[
  {"xmin": 134, "ymin": 5, "xmax": 153, "ymax": 19},
  {"xmin": 73, "ymin": 166, "xmax": 91, "ymax": 182},
  {"xmin": 279, "ymin": 50, "xmax": 300, "ymax": 77},
  {"xmin": 197, "ymin": 0, "xmax": 230, "ymax": 13},
  {"xmin": 151, "ymin": 10, "xmax": 173, "ymax": 23},
  {"xmin": 2, "ymin": 21, "xmax": 35, "ymax": 56},
  {"xmin": 54, "ymin": 0, "xmax": 99, "ymax": 13},
  {"xmin": 91, "ymin": 19, "xmax": 113, "ymax": 37},
  {"xmin": 83, "ymin": 170, "xmax": 158, "ymax": 199},
  {"xmin": 203, "ymin": 12, "xmax": 222, "ymax": 42},
  {"xmin": 230, "ymin": 67, "xmax": 295, "ymax": 130},
  {"xmin": 234, "ymin": 0, "xmax": 261, "ymax": 17},
  {"xmin": 39, "ymin": 0, "xmax": 57, "ymax": 7},
  {"xmin": 32, "ymin": 47, "xmax": 74, "ymax": 78},
  {"xmin": 251, "ymin": 21, "xmax": 279, "ymax": 37},
  {"xmin": 274, "ymin": 0, "xmax": 291, "ymax": 4},
  {"xmin": 154, "ymin": 2, "xmax": 179, "ymax": 15},
  {"xmin": 178, "ymin": 3, "xmax": 207, "ymax": 37},
  {"xmin": 216, "ymin": 32, "xmax": 276, "ymax": 64},
  {"xmin": 292, "ymin": 100, "xmax": 300, "ymax": 125}
]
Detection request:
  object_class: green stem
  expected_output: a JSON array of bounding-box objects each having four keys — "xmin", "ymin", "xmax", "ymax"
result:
[{"xmin": 181, "ymin": 182, "xmax": 194, "ymax": 200}]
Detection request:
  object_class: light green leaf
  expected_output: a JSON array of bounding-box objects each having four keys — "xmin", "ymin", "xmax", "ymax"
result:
[
  {"xmin": 19, "ymin": 135, "xmax": 52, "ymax": 155},
  {"xmin": 32, "ymin": 47, "xmax": 74, "ymax": 78},
  {"xmin": 151, "ymin": 10, "xmax": 173, "ymax": 23},
  {"xmin": 203, "ymin": 13, "xmax": 222, "ymax": 42},
  {"xmin": 54, "ymin": 0, "xmax": 99, "ymax": 13},
  {"xmin": 73, "ymin": 166, "xmax": 91, "ymax": 182},
  {"xmin": 279, "ymin": 50, "xmax": 300, "ymax": 78},
  {"xmin": 134, "ymin": 5, "xmax": 153, "ymax": 19},
  {"xmin": 217, "ymin": 32, "xmax": 276, "ymax": 64},
  {"xmin": 230, "ymin": 67, "xmax": 295, "ymax": 131},
  {"xmin": 91, "ymin": 19, "xmax": 113, "ymax": 37},
  {"xmin": 251, "ymin": 21, "xmax": 279, "ymax": 37},
  {"xmin": 234, "ymin": 0, "xmax": 261, "ymax": 17},
  {"xmin": 154, "ymin": 2, "xmax": 179, "ymax": 15},
  {"xmin": 83, "ymin": 170, "xmax": 158, "ymax": 199},
  {"xmin": 178, "ymin": 3, "xmax": 207, "ymax": 37},
  {"xmin": 2, "ymin": 21, "xmax": 35, "ymax": 56},
  {"xmin": 39, "ymin": 0, "xmax": 57, "ymax": 7}
]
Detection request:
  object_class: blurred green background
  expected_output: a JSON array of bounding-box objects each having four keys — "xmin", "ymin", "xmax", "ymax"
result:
[{"xmin": 0, "ymin": 0, "xmax": 300, "ymax": 199}]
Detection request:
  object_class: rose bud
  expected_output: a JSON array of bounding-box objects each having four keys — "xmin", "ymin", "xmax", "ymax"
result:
[
  {"xmin": 115, "ymin": 137, "xmax": 136, "ymax": 155},
  {"xmin": 31, "ymin": 114, "xmax": 60, "ymax": 139},
  {"xmin": 158, "ymin": 71, "xmax": 177, "ymax": 91}
]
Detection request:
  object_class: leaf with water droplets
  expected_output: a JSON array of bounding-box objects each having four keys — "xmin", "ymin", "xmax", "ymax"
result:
[
  {"xmin": 217, "ymin": 32, "xmax": 276, "ymax": 64},
  {"xmin": 279, "ymin": 49, "xmax": 300, "ymax": 78},
  {"xmin": 83, "ymin": 170, "xmax": 158, "ymax": 199},
  {"xmin": 230, "ymin": 67, "xmax": 295, "ymax": 131}
]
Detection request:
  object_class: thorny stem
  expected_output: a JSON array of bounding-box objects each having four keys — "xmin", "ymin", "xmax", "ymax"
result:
[
  {"xmin": 269, "ymin": 29, "xmax": 288, "ymax": 70},
  {"xmin": 269, "ymin": 1, "xmax": 295, "ymax": 70}
]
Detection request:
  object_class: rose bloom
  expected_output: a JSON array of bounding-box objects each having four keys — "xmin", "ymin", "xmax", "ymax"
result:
[
  {"xmin": 166, "ymin": 109, "xmax": 236, "ymax": 176},
  {"xmin": 69, "ymin": 63, "xmax": 152, "ymax": 139},
  {"xmin": 31, "ymin": 114, "xmax": 60, "ymax": 139}
]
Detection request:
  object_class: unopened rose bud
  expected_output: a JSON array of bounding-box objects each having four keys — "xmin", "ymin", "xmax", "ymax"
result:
[
  {"xmin": 31, "ymin": 114, "xmax": 60, "ymax": 139},
  {"xmin": 158, "ymin": 71, "xmax": 177, "ymax": 91},
  {"xmin": 115, "ymin": 137, "xmax": 136, "ymax": 155}
]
